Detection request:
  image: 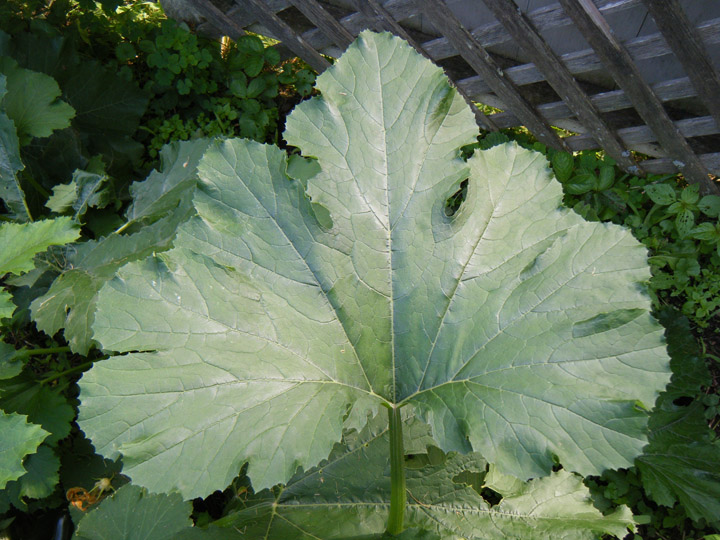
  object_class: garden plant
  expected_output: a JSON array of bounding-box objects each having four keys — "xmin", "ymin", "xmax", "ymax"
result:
[{"xmin": 0, "ymin": 3, "xmax": 719, "ymax": 540}]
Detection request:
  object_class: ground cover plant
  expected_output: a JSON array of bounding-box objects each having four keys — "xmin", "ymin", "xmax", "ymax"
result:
[{"xmin": 0, "ymin": 4, "xmax": 719, "ymax": 539}]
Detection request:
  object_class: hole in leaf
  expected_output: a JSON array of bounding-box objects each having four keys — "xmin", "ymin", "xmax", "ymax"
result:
[
  {"xmin": 479, "ymin": 487, "xmax": 503, "ymax": 507},
  {"xmin": 673, "ymin": 396, "xmax": 693, "ymax": 406},
  {"xmin": 445, "ymin": 179, "xmax": 468, "ymax": 217}
]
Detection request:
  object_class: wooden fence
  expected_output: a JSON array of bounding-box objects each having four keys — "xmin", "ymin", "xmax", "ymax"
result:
[{"xmin": 191, "ymin": 0, "xmax": 720, "ymax": 195}]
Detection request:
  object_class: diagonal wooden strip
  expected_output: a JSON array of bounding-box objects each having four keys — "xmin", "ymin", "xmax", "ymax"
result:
[
  {"xmin": 193, "ymin": 0, "xmax": 246, "ymax": 38},
  {"xmin": 288, "ymin": 0, "xmax": 355, "ymax": 49},
  {"xmin": 414, "ymin": 0, "xmax": 567, "ymax": 150},
  {"xmin": 558, "ymin": 0, "xmax": 718, "ymax": 194},
  {"xmin": 354, "ymin": 0, "xmax": 498, "ymax": 132},
  {"xmin": 482, "ymin": 0, "xmax": 640, "ymax": 173},
  {"xmin": 642, "ymin": 0, "xmax": 720, "ymax": 128},
  {"xmin": 240, "ymin": 0, "xmax": 331, "ymax": 73}
]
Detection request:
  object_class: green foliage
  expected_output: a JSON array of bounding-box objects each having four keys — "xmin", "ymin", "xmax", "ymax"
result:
[
  {"xmin": 73, "ymin": 484, "xmax": 194, "ymax": 540},
  {"xmin": 68, "ymin": 31, "xmax": 668, "ymax": 538},
  {"xmin": 178, "ymin": 416, "xmax": 634, "ymax": 540},
  {"xmin": 0, "ymin": 57, "xmax": 74, "ymax": 145},
  {"xmin": 536, "ymin": 147, "xmax": 720, "ymax": 331},
  {"xmin": 0, "ymin": 3, "xmax": 717, "ymax": 537},
  {"xmin": 0, "ymin": 411, "xmax": 48, "ymax": 490}
]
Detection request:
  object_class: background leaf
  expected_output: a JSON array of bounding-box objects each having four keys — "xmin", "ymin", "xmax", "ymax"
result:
[
  {"xmin": 73, "ymin": 484, "xmax": 193, "ymax": 540},
  {"xmin": 0, "ymin": 411, "xmax": 48, "ymax": 490},
  {"xmin": 636, "ymin": 310, "xmax": 720, "ymax": 523},
  {"xmin": 0, "ymin": 56, "xmax": 75, "ymax": 143},
  {"xmin": 179, "ymin": 416, "xmax": 633, "ymax": 540},
  {"xmin": 0, "ymin": 217, "xmax": 80, "ymax": 275}
]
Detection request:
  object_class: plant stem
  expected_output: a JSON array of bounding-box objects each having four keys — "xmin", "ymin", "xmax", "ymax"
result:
[
  {"xmin": 16, "ymin": 346, "xmax": 71, "ymax": 357},
  {"xmin": 40, "ymin": 361, "xmax": 94, "ymax": 384},
  {"xmin": 387, "ymin": 404, "xmax": 406, "ymax": 535}
]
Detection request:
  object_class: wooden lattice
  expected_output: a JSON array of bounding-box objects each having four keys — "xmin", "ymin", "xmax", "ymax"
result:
[{"xmin": 192, "ymin": 0, "xmax": 720, "ymax": 194}]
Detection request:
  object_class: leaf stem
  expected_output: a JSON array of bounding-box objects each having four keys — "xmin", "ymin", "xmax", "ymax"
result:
[
  {"xmin": 387, "ymin": 404, "xmax": 406, "ymax": 535},
  {"xmin": 40, "ymin": 361, "xmax": 94, "ymax": 384},
  {"xmin": 16, "ymin": 346, "xmax": 71, "ymax": 357}
]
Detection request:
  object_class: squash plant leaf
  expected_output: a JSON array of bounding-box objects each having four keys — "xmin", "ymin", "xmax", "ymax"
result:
[
  {"xmin": 79, "ymin": 31, "xmax": 669, "ymax": 500},
  {"xmin": 32, "ymin": 141, "xmax": 207, "ymax": 354},
  {"xmin": 73, "ymin": 484, "xmax": 194, "ymax": 540},
  {"xmin": 0, "ymin": 217, "xmax": 80, "ymax": 318},
  {"xmin": 635, "ymin": 309, "xmax": 720, "ymax": 523},
  {"xmin": 178, "ymin": 415, "xmax": 634, "ymax": 540},
  {"xmin": 0, "ymin": 56, "xmax": 75, "ymax": 144},
  {"xmin": 0, "ymin": 411, "xmax": 48, "ymax": 490},
  {"xmin": 0, "ymin": 73, "xmax": 29, "ymax": 222}
]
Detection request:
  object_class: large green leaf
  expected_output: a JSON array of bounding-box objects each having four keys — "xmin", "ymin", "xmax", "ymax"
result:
[
  {"xmin": 0, "ymin": 56, "xmax": 75, "ymax": 144},
  {"xmin": 72, "ymin": 484, "xmax": 194, "ymax": 540},
  {"xmin": 179, "ymin": 415, "xmax": 634, "ymax": 540},
  {"xmin": 635, "ymin": 309, "xmax": 720, "ymax": 523},
  {"xmin": 79, "ymin": 31, "xmax": 669, "ymax": 499},
  {"xmin": 0, "ymin": 410, "xmax": 48, "ymax": 490},
  {"xmin": 0, "ymin": 73, "xmax": 29, "ymax": 221},
  {"xmin": 58, "ymin": 60, "xmax": 147, "ymax": 157},
  {"xmin": 31, "ymin": 141, "xmax": 206, "ymax": 354}
]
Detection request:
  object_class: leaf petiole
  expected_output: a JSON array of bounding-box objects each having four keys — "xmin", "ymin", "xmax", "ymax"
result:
[{"xmin": 387, "ymin": 404, "xmax": 406, "ymax": 535}]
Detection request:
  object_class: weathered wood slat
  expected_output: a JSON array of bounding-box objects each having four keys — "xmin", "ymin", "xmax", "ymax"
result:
[
  {"xmin": 558, "ymin": 0, "xmax": 718, "ymax": 195},
  {"xmin": 241, "ymin": 0, "xmax": 331, "ymax": 73},
  {"xmin": 644, "ymin": 153, "xmax": 720, "ymax": 177},
  {"xmin": 353, "ymin": 0, "xmax": 498, "ymax": 131},
  {"xmin": 482, "ymin": 0, "xmax": 638, "ymax": 172},
  {"xmin": 455, "ymin": 18, "xmax": 720, "ymax": 97},
  {"xmin": 642, "ymin": 0, "xmax": 720, "ymax": 127},
  {"xmin": 287, "ymin": 0, "xmax": 355, "ymax": 49},
  {"xmin": 194, "ymin": 0, "xmax": 246, "ymax": 38},
  {"xmin": 565, "ymin": 116, "xmax": 719, "ymax": 152},
  {"xmin": 492, "ymin": 77, "xmax": 698, "ymax": 129},
  {"xmin": 420, "ymin": 0, "xmax": 642, "ymax": 62},
  {"xmin": 284, "ymin": 0, "xmax": 642, "ymax": 62},
  {"xmin": 415, "ymin": 0, "xmax": 567, "ymax": 150}
]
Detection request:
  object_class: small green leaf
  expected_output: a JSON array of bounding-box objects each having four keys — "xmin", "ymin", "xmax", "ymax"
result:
[
  {"xmin": 674, "ymin": 208, "xmax": 695, "ymax": 238},
  {"xmin": 691, "ymin": 222, "xmax": 720, "ymax": 243},
  {"xmin": 243, "ymin": 55, "xmax": 264, "ymax": 78},
  {"xmin": 46, "ymin": 168, "xmax": 110, "ymax": 221},
  {"xmin": 699, "ymin": 195, "xmax": 720, "ymax": 217},
  {"xmin": 679, "ymin": 184, "xmax": 700, "ymax": 205},
  {"xmin": 551, "ymin": 151, "xmax": 574, "ymax": 182},
  {"xmin": 565, "ymin": 172, "xmax": 596, "ymax": 194},
  {"xmin": 0, "ymin": 411, "xmax": 48, "ymax": 490},
  {"xmin": 645, "ymin": 184, "xmax": 676, "ymax": 206},
  {"xmin": 246, "ymin": 77, "xmax": 266, "ymax": 98},
  {"xmin": 0, "ymin": 217, "xmax": 80, "ymax": 275},
  {"xmin": 597, "ymin": 165, "xmax": 615, "ymax": 191},
  {"xmin": 0, "ymin": 292, "xmax": 15, "ymax": 319},
  {"xmin": 18, "ymin": 445, "xmax": 59, "ymax": 500},
  {"xmin": 229, "ymin": 74, "xmax": 247, "ymax": 98},
  {"xmin": 0, "ymin": 342, "xmax": 23, "ymax": 379}
]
